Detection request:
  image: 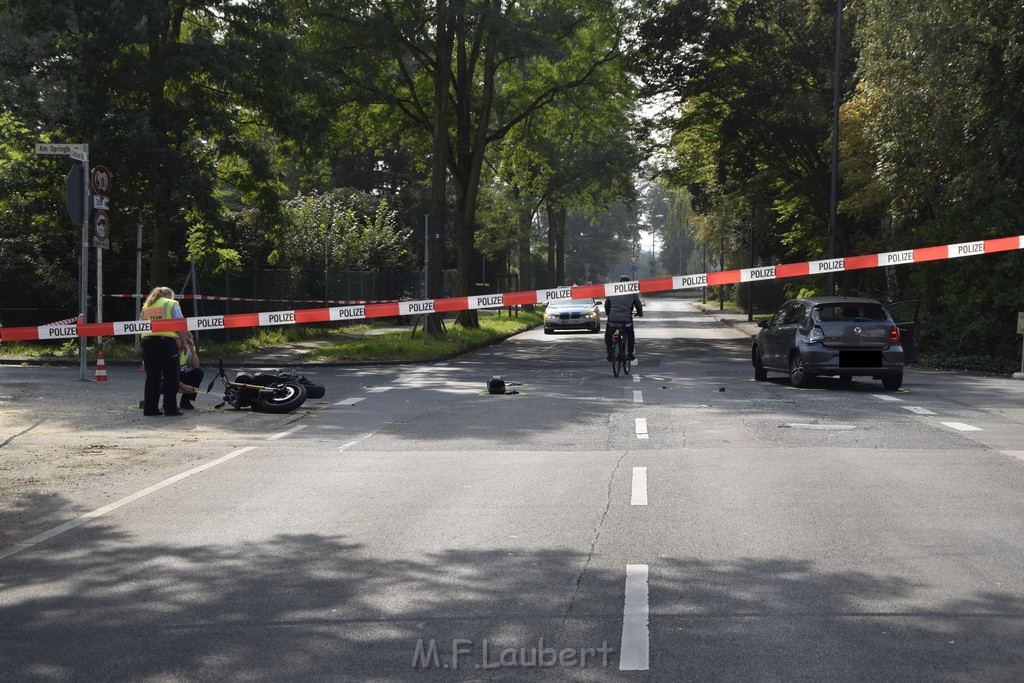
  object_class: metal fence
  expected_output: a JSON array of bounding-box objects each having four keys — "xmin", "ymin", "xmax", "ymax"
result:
[{"xmin": 0, "ymin": 258, "xmax": 424, "ymax": 332}]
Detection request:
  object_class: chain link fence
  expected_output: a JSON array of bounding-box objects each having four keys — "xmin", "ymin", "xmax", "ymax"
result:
[{"xmin": 0, "ymin": 257, "xmax": 424, "ymax": 334}]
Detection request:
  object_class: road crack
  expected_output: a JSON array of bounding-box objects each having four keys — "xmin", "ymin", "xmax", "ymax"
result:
[{"xmin": 558, "ymin": 448, "xmax": 628, "ymax": 635}]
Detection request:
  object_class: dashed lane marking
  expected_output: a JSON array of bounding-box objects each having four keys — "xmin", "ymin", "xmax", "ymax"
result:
[
  {"xmin": 339, "ymin": 431, "xmax": 378, "ymax": 451},
  {"xmin": 632, "ymin": 374, "xmax": 640, "ymax": 383},
  {"xmin": 633, "ymin": 390, "xmax": 643, "ymax": 404},
  {"xmin": 268, "ymin": 425, "xmax": 308, "ymax": 440},
  {"xmin": 635, "ymin": 418, "xmax": 649, "ymax": 439},
  {"xmin": 871, "ymin": 393, "xmax": 903, "ymax": 402},
  {"xmin": 940, "ymin": 421, "xmax": 983, "ymax": 432},
  {"xmin": 366, "ymin": 387, "xmax": 394, "ymax": 393},
  {"xmin": 631, "ymin": 467, "xmax": 648, "ymax": 505},
  {"xmin": 903, "ymin": 406, "xmax": 937, "ymax": 415},
  {"xmin": 335, "ymin": 397, "xmax": 366, "ymax": 406},
  {"xmin": 619, "ymin": 564, "xmax": 650, "ymax": 671}
]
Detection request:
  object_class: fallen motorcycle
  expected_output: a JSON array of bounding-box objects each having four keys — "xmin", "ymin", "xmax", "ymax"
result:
[{"xmin": 206, "ymin": 358, "xmax": 325, "ymax": 413}]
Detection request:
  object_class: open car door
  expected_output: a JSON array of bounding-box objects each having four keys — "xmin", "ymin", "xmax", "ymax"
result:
[{"xmin": 884, "ymin": 299, "xmax": 920, "ymax": 364}]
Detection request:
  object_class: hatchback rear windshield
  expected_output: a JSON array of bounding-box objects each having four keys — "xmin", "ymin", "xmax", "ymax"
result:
[{"xmin": 812, "ymin": 304, "xmax": 888, "ymax": 322}]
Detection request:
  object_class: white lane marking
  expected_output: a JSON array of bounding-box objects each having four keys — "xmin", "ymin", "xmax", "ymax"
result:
[
  {"xmin": 903, "ymin": 406, "xmax": 936, "ymax": 415},
  {"xmin": 1003, "ymin": 451, "xmax": 1024, "ymax": 462},
  {"xmin": 633, "ymin": 390, "xmax": 643, "ymax": 404},
  {"xmin": 366, "ymin": 387, "xmax": 393, "ymax": 393},
  {"xmin": 339, "ymin": 432, "xmax": 377, "ymax": 451},
  {"xmin": 434, "ymin": 362, "xmax": 450, "ymax": 366},
  {"xmin": 782, "ymin": 423, "xmax": 856, "ymax": 431},
  {"xmin": 268, "ymin": 424, "xmax": 308, "ymax": 440},
  {"xmin": 632, "ymin": 374, "xmax": 641, "ymax": 383},
  {"xmin": 0, "ymin": 447, "xmax": 257, "ymax": 561},
  {"xmin": 871, "ymin": 393, "xmax": 904, "ymax": 402},
  {"xmin": 940, "ymin": 421, "xmax": 983, "ymax": 432},
  {"xmin": 631, "ymin": 468, "xmax": 648, "ymax": 505},
  {"xmin": 632, "ymin": 359, "xmax": 639, "ymax": 366},
  {"xmin": 619, "ymin": 564, "xmax": 650, "ymax": 671},
  {"xmin": 334, "ymin": 397, "xmax": 366, "ymax": 406},
  {"xmin": 635, "ymin": 418, "xmax": 649, "ymax": 440}
]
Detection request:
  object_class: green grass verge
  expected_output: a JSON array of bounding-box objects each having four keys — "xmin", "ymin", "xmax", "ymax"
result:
[
  {"xmin": 304, "ymin": 312, "xmax": 543, "ymax": 362},
  {"xmin": 694, "ymin": 300, "xmax": 773, "ymax": 321}
]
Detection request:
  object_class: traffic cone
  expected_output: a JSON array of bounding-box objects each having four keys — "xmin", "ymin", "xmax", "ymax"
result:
[{"xmin": 94, "ymin": 350, "xmax": 108, "ymax": 382}]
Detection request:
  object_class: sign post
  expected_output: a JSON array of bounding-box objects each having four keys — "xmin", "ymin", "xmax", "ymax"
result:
[
  {"xmin": 91, "ymin": 169, "xmax": 111, "ymax": 361},
  {"xmin": 1014, "ymin": 312, "xmax": 1024, "ymax": 379},
  {"xmin": 36, "ymin": 143, "xmax": 90, "ymax": 380}
]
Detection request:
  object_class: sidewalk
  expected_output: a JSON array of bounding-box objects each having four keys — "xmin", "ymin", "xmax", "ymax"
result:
[{"xmin": 691, "ymin": 301, "xmax": 761, "ymax": 339}]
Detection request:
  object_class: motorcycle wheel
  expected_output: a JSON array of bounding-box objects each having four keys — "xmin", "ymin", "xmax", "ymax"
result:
[{"xmin": 257, "ymin": 381, "xmax": 308, "ymax": 413}]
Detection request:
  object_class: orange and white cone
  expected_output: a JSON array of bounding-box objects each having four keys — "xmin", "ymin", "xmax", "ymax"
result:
[{"xmin": 94, "ymin": 351, "xmax": 108, "ymax": 382}]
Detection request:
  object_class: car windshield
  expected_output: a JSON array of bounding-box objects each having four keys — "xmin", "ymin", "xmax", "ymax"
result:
[
  {"xmin": 549, "ymin": 298, "xmax": 594, "ymax": 309},
  {"xmin": 813, "ymin": 303, "xmax": 888, "ymax": 322}
]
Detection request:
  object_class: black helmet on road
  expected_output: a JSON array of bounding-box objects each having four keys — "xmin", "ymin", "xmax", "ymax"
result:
[{"xmin": 487, "ymin": 376, "xmax": 506, "ymax": 394}]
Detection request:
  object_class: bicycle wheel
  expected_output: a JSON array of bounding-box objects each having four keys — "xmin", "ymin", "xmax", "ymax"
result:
[
  {"xmin": 611, "ymin": 338, "xmax": 621, "ymax": 377},
  {"xmin": 622, "ymin": 354, "xmax": 631, "ymax": 375}
]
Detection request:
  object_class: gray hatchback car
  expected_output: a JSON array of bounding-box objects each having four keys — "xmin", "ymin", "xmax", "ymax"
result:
[{"xmin": 752, "ymin": 296, "xmax": 906, "ymax": 390}]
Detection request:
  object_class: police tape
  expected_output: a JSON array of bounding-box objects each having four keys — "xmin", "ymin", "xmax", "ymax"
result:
[
  {"xmin": 105, "ymin": 294, "xmax": 399, "ymax": 305},
  {"xmin": 3, "ymin": 234, "xmax": 1022, "ymax": 343}
]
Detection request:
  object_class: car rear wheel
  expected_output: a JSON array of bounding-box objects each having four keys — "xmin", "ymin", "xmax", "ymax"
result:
[
  {"xmin": 753, "ymin": 346, "xmax": 767, "ymax": 381},
  {"xmin": 789, "ymin": 351, "xmax": 811, "ymax": 388},
  {"xmin": 881, "ymin": 372, "xmax": 903, "ymax": 391},
  {"xmin": 544, "ymin": 327, "xmax": 553, "ymax": 335}
]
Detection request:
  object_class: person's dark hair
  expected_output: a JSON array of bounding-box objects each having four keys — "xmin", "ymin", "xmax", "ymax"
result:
[{"xmin": 619, "ymin": 275, "xmax": 630, "ymax": 282}]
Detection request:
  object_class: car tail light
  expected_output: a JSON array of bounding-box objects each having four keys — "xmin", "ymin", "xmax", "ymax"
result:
[
  {"xmin": 889, "ymin": 326, "xmax": 901, "ymax": 343},
  {"xmin": 808, "ymin": 326, "xmax": 824, "ymax": 343}
]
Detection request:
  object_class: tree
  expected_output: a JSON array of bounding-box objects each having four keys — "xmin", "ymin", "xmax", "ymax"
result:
[
  {"xmin": 0, "ymin": 0, "xmax": 306, "ymax": 288},
  {"xmin": 632, "ymin": 0, "xmax": 852, "ymax": 280},
  {"xmin": 297, "ymin": 0, "xmax": 628, "ymax": 325}
]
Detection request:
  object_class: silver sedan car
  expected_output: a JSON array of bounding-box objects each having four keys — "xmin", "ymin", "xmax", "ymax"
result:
[
  {"xmin": 543, "ymin": 298, "xmax": 601, "ymax": 334},
  {"xmin": 752, "ymin": 296, "xmax": 906, "ymax": 390}
]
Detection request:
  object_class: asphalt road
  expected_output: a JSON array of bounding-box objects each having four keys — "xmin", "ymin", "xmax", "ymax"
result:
[{"xmin": 2, "ymin": 299, "xmax": 1024, "ymax": 681}]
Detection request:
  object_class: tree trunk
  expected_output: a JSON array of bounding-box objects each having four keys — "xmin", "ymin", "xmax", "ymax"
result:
[
  {"xmin": 546, "ymin": 205, "xmax": 556, "ymax": 287},
  {"xmin": 516, "ymin": 200, "xmax": 535, "ymax": 311},
  {"xmin": 426, "ymin": 0, "xmax": 451, "ymax": 337},
  {"xmin": 554, "ymin": 206, "xmax": 566, "ymax": 286}
]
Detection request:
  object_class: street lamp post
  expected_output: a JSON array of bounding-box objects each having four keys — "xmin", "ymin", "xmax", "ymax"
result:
[{"xmin": 828, "ymin": 0, "xmax": 843, "ymax": 296}]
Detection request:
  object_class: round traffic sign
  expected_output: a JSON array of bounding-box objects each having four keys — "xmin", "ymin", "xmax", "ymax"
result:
[
  {"xmin": 91, "ymin": 165, "xmax": 112, "ymax": 196},
  {"xmin": 93, "ymin": 210, "xmax": 110, "ymax": 240}
]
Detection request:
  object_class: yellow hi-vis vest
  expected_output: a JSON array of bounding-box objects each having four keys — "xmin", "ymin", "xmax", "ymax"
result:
[{"xmin": 141, "ymin": 297, "xmax": 179, "ymax": 338}]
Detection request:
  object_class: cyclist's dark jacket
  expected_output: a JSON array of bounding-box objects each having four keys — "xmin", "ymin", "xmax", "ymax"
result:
[{"xmin": 604, "ymin": 293, "xmax": 642, "ymax": 325}]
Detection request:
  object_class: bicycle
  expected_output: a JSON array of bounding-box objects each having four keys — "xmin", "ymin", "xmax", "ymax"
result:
[{"xmin": 609, "ymin": 326, "xmax": 631, "ymax": 377}]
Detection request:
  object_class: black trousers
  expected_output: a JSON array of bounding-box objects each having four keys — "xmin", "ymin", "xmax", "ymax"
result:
[
  {"xmin": 605, "ymin": 323, "xmax": 635, "ymax": 355},
  {"xmin": 141, "ymin": 336, "xmax": 180, "ymax": 414},
  {"xmin": 180, "ymin": 367, "xmax": 204, "ymax": 393}
]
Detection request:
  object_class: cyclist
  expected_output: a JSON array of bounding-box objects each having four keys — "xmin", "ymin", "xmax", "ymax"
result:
[{"xmin": 604, "ymin": 275, "xmax": 643, "ymax": 362}]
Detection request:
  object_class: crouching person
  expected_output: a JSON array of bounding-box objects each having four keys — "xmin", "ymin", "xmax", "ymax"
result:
[{"xmin": 178, "ymin": 333, "xmax": 204, "ymax": 410}]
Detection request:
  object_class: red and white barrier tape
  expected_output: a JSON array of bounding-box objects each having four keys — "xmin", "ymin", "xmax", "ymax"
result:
[
  {"xmin": 3, "ymin": 234, "xmax": 1021, "ymax": 343},
  {"xmin": 42, "ymin": 316, "xmax": 81, "ymax": 327},
  {"xmin": 105, "ymin": 294, "xmax": 398, "ymax": 305}
]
